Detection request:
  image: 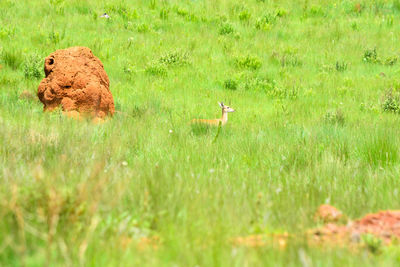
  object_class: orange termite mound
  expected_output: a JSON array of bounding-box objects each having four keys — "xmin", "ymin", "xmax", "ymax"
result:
[
  {"xmin": 37, "ymin": 46, "xmax": 115, "ymax": 119},
  {"xmin": 311, "ymin": 207, "xmax": 400, "ymax": 245}
]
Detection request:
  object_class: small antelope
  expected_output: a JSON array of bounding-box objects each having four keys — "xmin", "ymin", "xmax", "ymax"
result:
[{"xmin": 192, "ymin": 102, "xmax": 235, "ymax": 126}]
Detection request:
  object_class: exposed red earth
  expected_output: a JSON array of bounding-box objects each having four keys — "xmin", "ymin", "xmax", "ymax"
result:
[
  {"xmin": 312, "ymin": 207, "xmax": 400, "ymax": 245},
  {"xmin": 37, "ymin": 46, "xmax": 115, "ymax": 119}
]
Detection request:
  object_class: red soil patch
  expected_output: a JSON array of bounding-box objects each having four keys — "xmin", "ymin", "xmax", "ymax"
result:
[
  {"xmin": 314, "ymin": 204, "xmax": 343, "ymax": 223},
  {"xmin": 311, "ymin": 209, "xmax": 400, "ymax": 245},
  {"xmin": 37, "ymin": 46, "xmax": 114, "ymax": 119}
]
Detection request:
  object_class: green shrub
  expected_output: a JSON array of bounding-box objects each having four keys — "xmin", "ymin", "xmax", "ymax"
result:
[
  {"xmin": 23, "ymin": 53, "xmax": 43, "ymax": 79},
  {"xmin": 382, "ymin": 89, "xmax": 400, "ymax": 113},
  {"xmin": 223, "ymin": 79, "xmax": 238, "ymax": 90},
  {"xmin": 385, "ymin": 56, "xmax": 398, "ymax": 66},
  {"xmin": 363, "ymin": 48, "xmax": 378, "ymax": 63},
  {"xmin": 239, "ymin": 9, "xmax": 251, "ymax": 22},
  {"xmin": 234, "ymin": 55, "xmax": 262, "ymax": 70},
  {"xmin": 219, "ymin": 23, "xmax": 235, "ymax": 35}
]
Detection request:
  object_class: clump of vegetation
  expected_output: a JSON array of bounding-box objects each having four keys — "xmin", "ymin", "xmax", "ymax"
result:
[
  {"xmin": 362, "ymin": 234, "xmax": 383, "ymax": 254},
  {"xmin": 159, "ymin": 51, "xmax": 190, "ymax": 66},
  {"xmin": 23, "ymin": 53, "xmax": 43, "ymax": 79},
  {"xmin": 382, "ymin": 89, "xmax": 400, "ymax": 113},
  {"xmin": 335, "ymin": 61, "xmax": 348, "ymax": 72},
  {"xmin": 363, "ymin": 48, "xmax": 378, "ymax": 63},
  {"xmin": 160, "ymin": 8, "xmax": 169, "ymax": 20},
  {"xmin": 223, "ymin": 78, "xmax": 238, "ymax": 90},
  {"xmin": 219, "ymin": 22, "xmax": 235, "ymax": 35},
  {"xmin": 323, "ymin": 109, "xmax": 345, "ymax": 125},
  {"xmin": 136, "ymin": 23, "xmax": 150, "ymax": 33},
  {"xmin": 234, "ymin": 55, "xmax": 262, "ymax": 70},
  {"xmin": 385, "ymin": 56, "xmax": 398, "ymax": 66},
  {"xmin": 255, "ymin": 8, "xmax": 287, "ymax": 30},
  {"xmin": 238, "ymin": 9, "xmax": 251, "ymax": 22},
  {"xmin": 255, "ymin": 13, "xmax": 276, "ymax": 30}
]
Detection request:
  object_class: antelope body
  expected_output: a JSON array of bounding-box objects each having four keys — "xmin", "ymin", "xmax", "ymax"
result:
[{"xmin": 192, "ymin": 102, "xmax": 235, "ymax": 126}]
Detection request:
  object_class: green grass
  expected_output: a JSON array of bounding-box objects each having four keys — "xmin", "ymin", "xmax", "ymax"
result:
[{"xmin": 1, "ymin": 0, "xmax": 400, "ymax": 265}]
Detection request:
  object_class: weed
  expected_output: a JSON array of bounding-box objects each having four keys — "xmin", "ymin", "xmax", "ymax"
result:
[
  {"xmin": 160, "ymin": 8, "xmax": 169, "ymax": 20},
  {"xmin": 275, "ymin": 7, "xmax": 288, "ymax": 17},
  {"xmin": 335, "ymin": 61, "xmax": 348, "ymax": 72},
  {"xmin": 234, "ymin": 55, "xmax": 262, "ymax": 70},
  {"xmin": 385, "ymin": 56, "xmax": 398, "ymax": 66},
  {"xmin": 223, "ymin": 78, "xmax": 238, "ymax": 90},
  {"xmin": 239, "ymin": 9, "xmax": 251, "ymax": 22},
  {"xmin": 23, "ymin": 53, "xmax": 43, "ymax": 79},
  {"xmin": 382, "ymin": 89, "xmax": 400, "ymax": 113},
  {"xmin": 48, "ymin": 29, "xmax": 65, "ymax": 45},
  {"xmin": 362, "ymin": 234, "xmax": 382, "ymax": 254},
  {"xmin": 363, "ymin": 48, "xmax": 378, "ymax": 63},
  {"xmin": 219, "ymin": 23, "xmax": 235, "ymax": 35},
  {"xmin": 255, "ymin": 13, "xmax": 276, "ymax": 30}
]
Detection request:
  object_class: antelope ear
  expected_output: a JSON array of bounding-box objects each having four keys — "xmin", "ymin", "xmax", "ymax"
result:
[{"xmin": 219, "ymin": 102, "xmax": 224, "ymax": 107}]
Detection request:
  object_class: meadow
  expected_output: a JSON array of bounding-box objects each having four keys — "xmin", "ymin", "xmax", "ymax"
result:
[{"xmin": 1, "ymin": 0, "xmax": 400, "ymax": 265}]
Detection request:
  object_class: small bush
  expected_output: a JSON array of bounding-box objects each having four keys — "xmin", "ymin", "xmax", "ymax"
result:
[
  {"xmin": 234, "ymin": 55, "xmax": 262, "ymax": 70},
  {"xmin": 385, "ymin": 56, "xmax": 398, "ymax": 66},
  {"xmin": 219, "ymin": 23, "xmax": 235, "ymax": 35},
  {"xmin": 239, "ymin": 10, "xmax": 251, "ymax": 22},
  {"xmin": 23, "ymin": 53, "xmax": 43, "ymax": 79},
  {"xmin": 223, "ymin": 79, "xmax": 238, "ymax": 90},
  {"xmin": 175, "ymin": 7, "xmax": 188, "ymax": 17},
  {"xmin": 255, "ymin": 13, "xmax": 276, "ymax": 30},
  {"xmin": 382, "ymin": 89, "xmax": 400, "ymax": 113},
  {"xmin": 363, "ymin": 48, "xmax": 378, "ymax": 63},
  {"xmin": 362, "ymin": 234, "xmax": 382, "ymax": 254}
]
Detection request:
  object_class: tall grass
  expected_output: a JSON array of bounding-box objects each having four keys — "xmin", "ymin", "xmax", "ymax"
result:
[{"xmin": 1, "ymin": 0, "xmax": 400, "ymax": 265}]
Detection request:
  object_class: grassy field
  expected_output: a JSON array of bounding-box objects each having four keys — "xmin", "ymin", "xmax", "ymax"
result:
[{"xmin": 1, "ymin": 0, "xmax": 400, "ymax": 265}]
